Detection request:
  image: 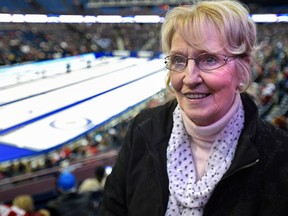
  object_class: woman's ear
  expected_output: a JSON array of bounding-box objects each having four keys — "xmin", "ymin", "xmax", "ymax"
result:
[
  {"xmin": 238, "ymin": 82, "xmax": 244, "ymax": 89},
  {"xmin": 237, "ymin": 82, "xmax": 244, "ymax": 93}
]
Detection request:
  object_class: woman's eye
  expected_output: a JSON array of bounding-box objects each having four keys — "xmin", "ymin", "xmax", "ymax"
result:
[
  {"xmin": 201, "ymin": 55, "xmax": 218, "ymax": 64},
  {"xmin": 172, "ymin": 56, "xmax": 186, "ymax": 64}
]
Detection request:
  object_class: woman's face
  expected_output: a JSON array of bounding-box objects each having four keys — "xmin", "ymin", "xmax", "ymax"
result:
[{"xmin": 169, "ymin": 32, "xmax": 240, "ymax": 126}]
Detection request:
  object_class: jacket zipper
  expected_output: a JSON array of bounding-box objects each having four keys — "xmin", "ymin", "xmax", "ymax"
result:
[
  {"xmin": 222, "ymin": 158, "xmax": 260, "ymax": 181},
  {"xmin": 203, "ymin": 158, "xmax": 260, "ymax": 216}
]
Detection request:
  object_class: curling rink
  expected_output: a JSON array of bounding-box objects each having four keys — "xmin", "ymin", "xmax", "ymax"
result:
[{"xmin": 0, "ymin": 56, "xmax": 167, "ymax": 161}]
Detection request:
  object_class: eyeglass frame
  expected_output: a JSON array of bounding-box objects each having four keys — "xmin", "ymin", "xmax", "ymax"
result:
[{"xmin": 164, "ymin": 53, "xmax": 235, "ymax": 73}]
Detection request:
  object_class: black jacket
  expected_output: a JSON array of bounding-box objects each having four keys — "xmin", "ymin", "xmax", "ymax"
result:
[
  {"xmin": 48, "ymin": 192, "xmax": 94, "ymax": 216},
  {"xmin": 99, "ymin": 93, "xmax": 288, "ymax": 216}
]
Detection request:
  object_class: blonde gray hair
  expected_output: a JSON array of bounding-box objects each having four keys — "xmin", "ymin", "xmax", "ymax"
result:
[{"xmin": 161, "ymin": 0, "xmax": 257, "ymax": 92}]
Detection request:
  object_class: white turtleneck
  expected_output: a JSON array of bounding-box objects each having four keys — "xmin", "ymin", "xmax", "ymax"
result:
[{"xmin": 181, "ymin": 93, "xmax": 241, "ymax": 180}]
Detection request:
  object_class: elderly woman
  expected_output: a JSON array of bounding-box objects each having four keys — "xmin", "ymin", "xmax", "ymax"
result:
[{"xmin": 99, "ymin": 0, "xmax": 288, "ymax": 215}]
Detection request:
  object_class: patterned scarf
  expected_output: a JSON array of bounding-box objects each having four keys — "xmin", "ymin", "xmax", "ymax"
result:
[{"xmin": 165, "ymin": 101, "xmax": 245, "ymax": 216}]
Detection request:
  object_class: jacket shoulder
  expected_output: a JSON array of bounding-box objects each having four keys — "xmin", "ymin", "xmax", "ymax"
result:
[
  {"xmin": 133, "ymin": 99, "xmax": 177, "ymax": 125},
  {"xmin": 123, "ymin": 99, "xmax": 177, "ymax": 151},
  {"xmin": 256, "ymin": 118, "xmax": 288, "ymax": 147}
]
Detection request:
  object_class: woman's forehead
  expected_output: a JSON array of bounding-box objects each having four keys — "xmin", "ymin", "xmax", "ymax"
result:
[{"xmin": 171, "ymin": 25, "xmax": 225, "ymax": 53}]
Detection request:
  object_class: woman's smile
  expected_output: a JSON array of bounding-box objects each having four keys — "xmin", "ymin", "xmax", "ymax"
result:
[{"xmin": 184, "ymin": 92, "xmax": 211, "ymax": 100}]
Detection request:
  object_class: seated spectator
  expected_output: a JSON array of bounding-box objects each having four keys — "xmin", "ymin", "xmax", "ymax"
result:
[
  {"xmin": 272, "ymin": 115, "xmax": 288, "ymax": 132},
  {"xmin": 78, "ymin": 166, "xmax": 107, "ymax": 193},
  {"xmin": 0, "ymin": 194, "xmax": 37, "ymax": 216},
  {"xmin": 47, "ymin": 171, "xmax": 94, "ymax": 216},
  {"xmin": 35, "ymin": 209, "xmax": 50, "ymax": 216},
  {"xmin": 0, "ymin": 203, "xmax": 28, "ymax": 216},
  {"xmin": 258, "ymin": 82, "xmax": 277, "ymax": 118},
  {"xmin": 35, "ymin": 206, "xmax": 60, "ymax": 216},
  {"xmin": 13, "ymin": 195, "xmax": 34, "ymax": 214},
  {"xmin": 78, "ymin": 166, "xmax": 108, "ymax": 216},
  {"xmin": 278, "ymin": 65, "xmax": 288, "ymax": 101}
]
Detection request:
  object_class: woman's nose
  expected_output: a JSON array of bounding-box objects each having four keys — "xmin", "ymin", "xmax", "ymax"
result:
[{"xmin": 183, "ymin": 60, "xmax": 202, "ymax": 85}]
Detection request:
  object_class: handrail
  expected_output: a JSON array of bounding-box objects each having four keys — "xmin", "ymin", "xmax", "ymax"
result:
[{"xmin": 0, "ymin": 149, "xmax": 118, "ymax": 189}]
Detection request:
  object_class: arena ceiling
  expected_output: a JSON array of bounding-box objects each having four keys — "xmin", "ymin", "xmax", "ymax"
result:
[{"xmin": 241, "ymin": 0, "xmax": 287, "ymax": 6}]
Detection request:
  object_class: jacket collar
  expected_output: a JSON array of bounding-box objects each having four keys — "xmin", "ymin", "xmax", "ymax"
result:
[
  {"xmin": 223, "ymin": 93, "xmax": 260, "ymax": 178},
  {"xmin": 137, "ymin": 99, "xmax": 177, "ymax": 212},
  {"xmin": 138, "ymin": 99, "xmax": 177, "ymax": 151}
]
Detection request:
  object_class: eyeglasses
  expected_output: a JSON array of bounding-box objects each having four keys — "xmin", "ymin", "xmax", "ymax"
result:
[{"xmin": 164, "ymin": 53, "xmax": 233, "ymax": 72}]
